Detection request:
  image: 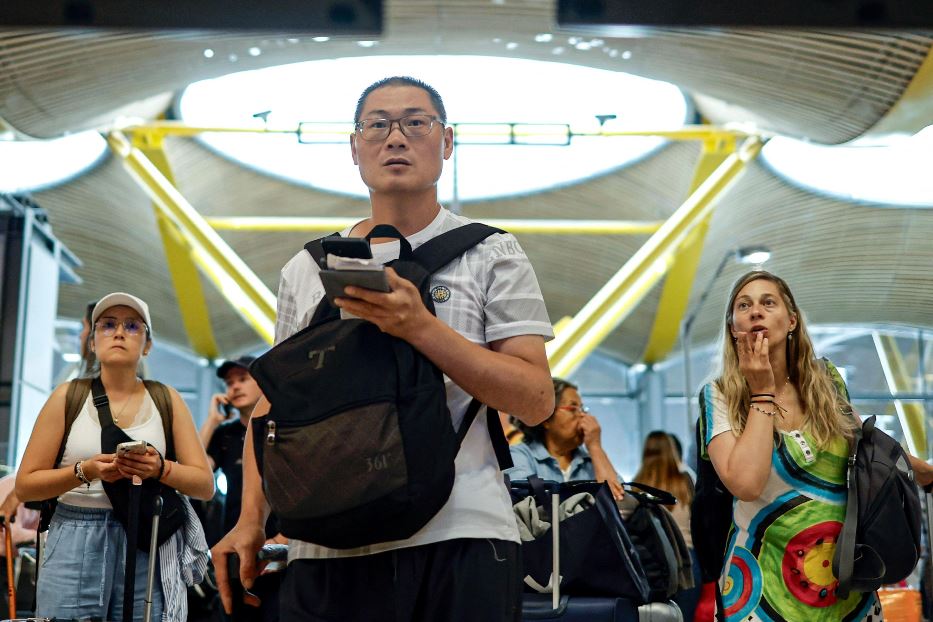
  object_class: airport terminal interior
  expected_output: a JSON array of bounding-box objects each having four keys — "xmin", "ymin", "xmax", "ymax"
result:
[{"xmin": 0, "ymin": 1, "xmax": 932, "ymax": 618}]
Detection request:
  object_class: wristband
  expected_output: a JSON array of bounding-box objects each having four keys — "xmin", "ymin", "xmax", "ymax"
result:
[
  {"xmin": 160, "ymin": 460, "xmax": 173, "ymax": 482},
  {"xmin": 156, "ymin": 452, "xmax": 166, "ymax": 480}
]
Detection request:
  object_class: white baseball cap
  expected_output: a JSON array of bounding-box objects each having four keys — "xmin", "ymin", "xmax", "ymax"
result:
[{"xmin": 91, "ymin": 292, "xmax": 153, "ymax": 334}]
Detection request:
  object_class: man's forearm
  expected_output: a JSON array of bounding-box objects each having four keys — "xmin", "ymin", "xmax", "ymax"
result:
[
  {"xmin": 239, "ymin": 418, "xmax": 271, "ymax": 526},
  {"xmin": 407, "ymin": 316, "xmax": 552, "ymax": 425}
]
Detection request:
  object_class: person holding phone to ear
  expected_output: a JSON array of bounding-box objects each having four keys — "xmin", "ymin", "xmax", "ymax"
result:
[{"xmin": 200, "ymin": 356, "xmax": 264, "ymax": 538}]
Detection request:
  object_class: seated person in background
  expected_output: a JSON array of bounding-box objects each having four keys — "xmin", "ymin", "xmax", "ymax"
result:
[{"xmin": 508, "ymin": 377, "xmax": 623, "ymax": 500}]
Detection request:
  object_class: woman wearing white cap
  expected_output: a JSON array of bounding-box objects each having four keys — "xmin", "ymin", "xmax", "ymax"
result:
[{"xmin": 15, "ymin": 292, "xmax": 215, "ymax": 621}]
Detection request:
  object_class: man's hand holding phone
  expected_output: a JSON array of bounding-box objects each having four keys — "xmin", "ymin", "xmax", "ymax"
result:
[{"xmin": 334, "ymin": 267, "xmax": 434, "ymax": 343}]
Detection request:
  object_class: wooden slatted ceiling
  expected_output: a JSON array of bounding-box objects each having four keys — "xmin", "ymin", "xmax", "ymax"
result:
[{"xmin": 0, "ymin": 6, "xmax": 930, "ymax": 142}]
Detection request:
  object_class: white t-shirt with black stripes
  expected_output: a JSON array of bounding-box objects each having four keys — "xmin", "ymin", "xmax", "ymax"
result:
[{"xmin": 274, "ymin": 206, "xmax": 554, "ymax": 560}]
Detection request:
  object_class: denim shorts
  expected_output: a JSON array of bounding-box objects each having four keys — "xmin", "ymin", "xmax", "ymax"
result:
[{"xmin": 35, "ymin": 503, "xmax": 163, "ymax": 622}]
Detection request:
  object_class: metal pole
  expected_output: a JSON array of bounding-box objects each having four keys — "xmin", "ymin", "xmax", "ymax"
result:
[
  {"xmin": 680, "ymin": 251, "xmax": 734, "ymax": 435},
  {"xmin": 682, "ymin": 320, "xmax": 694, "ymax": 435}
]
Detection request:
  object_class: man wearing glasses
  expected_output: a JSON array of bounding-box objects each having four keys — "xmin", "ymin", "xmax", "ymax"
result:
[{"xmin": 213, "ymin": 76, "xmax": 554, "ymax": 621}]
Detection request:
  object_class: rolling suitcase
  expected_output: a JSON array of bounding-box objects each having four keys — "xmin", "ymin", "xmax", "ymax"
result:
[
  {"xmin": 521, "ymin": 490, "xmax": 640, "ymax": 621},
  {"xmin": 520, "ymin": 489, "xmax": 684, "ymax": 622}
]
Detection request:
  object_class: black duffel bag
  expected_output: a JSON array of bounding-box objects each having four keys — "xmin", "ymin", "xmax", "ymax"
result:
[{"xmin": 510, "ymin": 477, "xmax": 650, "ymax": 602}]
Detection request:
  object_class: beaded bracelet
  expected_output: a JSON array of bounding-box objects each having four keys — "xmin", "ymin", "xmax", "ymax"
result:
[
  {"xmin": 74, "ymin": 460, "xmax": 91, "ymax": 488},
  {"xmin": 751, "ymin": 404, "xmax": 778, "ymax": 417}
]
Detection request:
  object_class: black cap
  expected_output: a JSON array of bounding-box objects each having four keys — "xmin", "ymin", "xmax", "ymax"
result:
[{"xmin": 216, "ymin": 355, "xmax": 256, "ymax": 379}]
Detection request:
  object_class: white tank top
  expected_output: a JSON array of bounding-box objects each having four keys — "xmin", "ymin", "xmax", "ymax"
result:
[{"xmin": 59, "ymin": 391, "xmax": 168, "ymax": 508}]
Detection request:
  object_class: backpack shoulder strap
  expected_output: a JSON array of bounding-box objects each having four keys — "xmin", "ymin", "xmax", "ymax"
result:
[
  {"xmin": 143, "ymin": 380, "xmax": 175, "ymax": 460},
  {"xmin": 57, "ymin": 378, "xmax": 92, "ymax": 467},
  {"xmin": 412, "ymin": 223, "xmax": 506, "ymax": 276},
  {"xmin": 304, "ymin": 232, "xmax": 341, "ymax": 268},
  {"xmin": 417, "ymin": 223, "xmax": 510, "ymax": 469},
  {"xmin": 454, "ymin": 400, "xmax": 513, "ymax": 470}
]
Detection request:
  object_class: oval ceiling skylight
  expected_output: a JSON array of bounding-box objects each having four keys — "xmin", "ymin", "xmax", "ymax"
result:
[
  {"xmin": 178, "ymin": 56, "xmax": 689, "ymax": 201},
  {"xmin": 0, "ymin": 131, "xmax": 108, "ymax": 193},
  {"xmin": 762, "ymin": 126, "xmax": 933, "ymax": 207}
]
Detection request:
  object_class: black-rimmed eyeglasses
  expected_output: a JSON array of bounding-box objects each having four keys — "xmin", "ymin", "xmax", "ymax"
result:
[{"xmin": 355, "ymin": 114, "xmax": 441, "ymax": 141}]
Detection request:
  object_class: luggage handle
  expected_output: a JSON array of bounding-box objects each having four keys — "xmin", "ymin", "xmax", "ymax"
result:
[
  {"xmin": 551, "ymin": 491, "xmax": 559, "ymax": 610},
  {"xmin": 2, "ymin": 516, "xmax": 14, "ymax": 619},
  {"xmin": 144, "ymin": 495, "xmax": 163, "ymax": 622},
  {"xmin": 624, "ymin": 481, "xmax": 678, "ymax": 506}
]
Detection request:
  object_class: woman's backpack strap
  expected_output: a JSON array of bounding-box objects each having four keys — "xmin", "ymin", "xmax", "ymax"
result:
[
  {"xmin": 143, "ymin": 380, "xmax": 175, "ymax": 460},
  {"xmin": 57, "ymin": 378, "xmax": 93, "ymax": 467}
]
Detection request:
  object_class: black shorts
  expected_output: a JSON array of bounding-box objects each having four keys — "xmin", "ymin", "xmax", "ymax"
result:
[{"xmin": 280, "ymin": 538, "xmax": 522, "ymax": 622}]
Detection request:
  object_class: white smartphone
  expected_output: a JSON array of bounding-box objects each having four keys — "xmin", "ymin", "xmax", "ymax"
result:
[{"xmin": 116, "ymin": 440, "xmax": 148, "ymax": 456}]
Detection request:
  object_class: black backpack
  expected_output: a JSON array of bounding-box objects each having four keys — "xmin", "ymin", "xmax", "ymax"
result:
[
  {"xmin": 249, "ymin": 223, "xmax": 513, "ymax": 549},
  {"xmin": 619, "ymin": 483, "xmax": 684, "ymax": 602},
  {"xmin": 833, "ymin": 414, "xmax": 922, "ymax": 598}
]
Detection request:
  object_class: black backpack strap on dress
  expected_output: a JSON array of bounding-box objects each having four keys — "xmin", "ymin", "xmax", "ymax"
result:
[
  {"xmin": 413, "ymin": 223, "xmax": 506, "ymax": 276},
  {"xmin": 834, "ymin": 416, "xmax": 868, "ymax": 599}
]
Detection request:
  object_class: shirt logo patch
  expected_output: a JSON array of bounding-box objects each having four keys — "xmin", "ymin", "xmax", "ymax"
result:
[{"xmin": 430, "ymin": 285, "xmax": 451, "ymax": 304}]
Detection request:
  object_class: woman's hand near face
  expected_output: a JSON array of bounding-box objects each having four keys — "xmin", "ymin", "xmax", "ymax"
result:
[
  {"xmin": 577, "ymin": 413, "xmax": 603, "ymax": 449},
  {"xmin": 734, "ymin": 331, "xmax": 776, "ymax": 394},
  {"xmin": 114, "ymin": 446, "xmax": 161, "ymax": 480}
]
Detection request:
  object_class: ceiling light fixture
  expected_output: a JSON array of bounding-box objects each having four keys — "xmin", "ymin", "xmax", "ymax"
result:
[{"xmin": 735, "ymin": 246, "xmax": 772, "ymax": 265}]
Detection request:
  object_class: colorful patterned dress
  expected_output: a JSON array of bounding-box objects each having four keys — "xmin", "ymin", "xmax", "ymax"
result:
[{"xmin": 701, "ymin": 383, "xmax": 883, "ymax": 622}]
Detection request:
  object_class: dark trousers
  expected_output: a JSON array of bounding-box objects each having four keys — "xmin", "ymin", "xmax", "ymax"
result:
[{"xmin": 280, "ymin": 538, "xmax": 522, "ymax": 622}]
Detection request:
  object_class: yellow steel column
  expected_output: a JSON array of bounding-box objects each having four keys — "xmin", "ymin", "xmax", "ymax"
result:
[
  {"xmin": 546, "ymin": 136, "xmax": 762, "ymax": 378},
  {"xmin": 873, "ymin": 332, "xmax": 927, "ymax": 456},
  {"xmin": 641, "ymin": 134, "xmax": 739, "ymax": 364},
  {"xmin": 108, "ymin": 130, "xmax": 276, "ymax": 344},
  {"xmin": 128, "ymin": 129, "xmax": 219, "ymax": 358}
]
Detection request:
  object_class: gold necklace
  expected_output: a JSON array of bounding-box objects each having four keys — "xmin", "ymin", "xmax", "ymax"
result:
[{"xmin": 111, "ymin": 382, "xmax": 139, "ymax": 425}]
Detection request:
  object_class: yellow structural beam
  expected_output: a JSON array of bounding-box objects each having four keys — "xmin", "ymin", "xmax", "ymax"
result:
[
  {"xmin": 107, "ymin": 130, "xmax": 276, "ymax": 345},
  {"xmin": 205, "ymin": 216, "xmax": 664, "ymax": 235},
  {"xmin": 546, "ymin": 136, "xmax": 763, "ymax": 378},
  {"xmin": 641, "ymin": 134, "xmax": 741, "ymax": 363},
  {"xmin": 129, "ymin": 131, "xmax": 219, "ymax": 358},
  {"xmin": 120, "ymin": 120, "xmax": 747, "ymax": 144},
  {"xmin": 120, "ymin": 120, "xmax": 297, "ymax": 139},
  {"xmin": 873, "ymin": 332, "xmax": 927, "ymax": 456}
]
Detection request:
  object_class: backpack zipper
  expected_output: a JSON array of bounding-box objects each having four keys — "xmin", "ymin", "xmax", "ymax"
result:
[{"xmin": 266, "ymin": 420, "xmax": 277, "ymax": 445}]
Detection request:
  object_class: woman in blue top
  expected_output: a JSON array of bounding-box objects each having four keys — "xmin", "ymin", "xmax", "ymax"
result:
[{"xmin": 508, "ymin": 378, "xmax": 623, "ymax": 500}]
